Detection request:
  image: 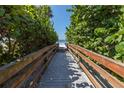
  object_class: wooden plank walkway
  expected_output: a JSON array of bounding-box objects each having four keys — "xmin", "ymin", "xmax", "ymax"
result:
[{"xmin": 38, "ymin": 46, "xmax": 94, "ymax": 88}]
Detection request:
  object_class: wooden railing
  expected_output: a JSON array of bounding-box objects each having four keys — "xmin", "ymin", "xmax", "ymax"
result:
[
  {"xmin": 0, "ymin": 44, "xmax": 58, "ymax": 88},
  {"xmin": 67, "ymin": 44, "xmax": 124, "ymax": 88}
]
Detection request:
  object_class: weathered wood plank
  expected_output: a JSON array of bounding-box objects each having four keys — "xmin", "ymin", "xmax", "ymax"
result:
[
  {"xmin": 70, "ymin": 44, "xmax": 124, "ymax": 78},
  {"xmin": 68, "ymin": 48, "xmax": 102, "ymax": 88},
  {"xmin": 68, "ymin": 44, "xmax": 124, "ymax": 87},
  {"xmin": 0, "ymin": 44, "xmax": 57, "ymax": 87},
  {"xmin": 38, "ymin": 50, "xmax": 93, "ymax": 88}
]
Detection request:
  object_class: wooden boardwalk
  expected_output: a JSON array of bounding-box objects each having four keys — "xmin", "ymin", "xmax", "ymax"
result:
[
  {"xmin": 0, "ymin": 44, "xmax": 124, "ymax": 88},
  {"xmin": 38, "ymin": 46, "xmax": 93, "ymax": 88}
]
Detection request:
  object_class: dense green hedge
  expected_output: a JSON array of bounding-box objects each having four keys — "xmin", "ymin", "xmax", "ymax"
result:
[
  {"xmin": 66, "ymin": 5, "xmax": 124, "ymax": 62},
  {"xmin": 0, "ymin": 5, "xmax": 58, "ymax": 66}
]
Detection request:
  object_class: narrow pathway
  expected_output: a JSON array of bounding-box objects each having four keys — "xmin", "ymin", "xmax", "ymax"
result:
[{"xmin": 38, "ymin": 48, "xmax": 93, "ymax": 88}]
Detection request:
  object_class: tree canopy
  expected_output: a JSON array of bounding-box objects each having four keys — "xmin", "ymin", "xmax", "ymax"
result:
[{"xmin": 66, "ymin": 5, "xmax": 124, "ymax": 62}]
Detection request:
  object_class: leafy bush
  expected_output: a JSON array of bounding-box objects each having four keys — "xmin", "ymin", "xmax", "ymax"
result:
[
  {"xmin": 0, "ymin": 5, "xmax": 58, "ymax": 66},
  {"xmin": 66, "ymin": 5, "xmax": 124, "ymax": 62}
]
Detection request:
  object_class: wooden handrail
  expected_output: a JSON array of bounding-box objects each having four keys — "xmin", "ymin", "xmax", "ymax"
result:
[
  {"xmin": 10, "ymin": 46, "xmax": 57, "ymax": 88},
  {"xmin": 69, "ymin": 44, "xmax": 124, "ymax": 78},
  {"xmin": 67, "ymin": 44, "xmax": 124, "ymax": 88},
  {"xmin": 68, "ymin": 49, "xmax": 102, "ymax": 88},
  {"xmin": 0, "ymin": 44, "xmax": 58, "ymax": 87}
]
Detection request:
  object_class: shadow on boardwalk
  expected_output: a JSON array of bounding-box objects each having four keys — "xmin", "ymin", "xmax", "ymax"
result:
[{"xmin": 38, "ymin": 49, "xmax": 93, "ymax": 88}]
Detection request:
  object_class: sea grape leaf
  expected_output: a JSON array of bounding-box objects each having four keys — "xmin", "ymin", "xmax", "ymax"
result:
[
  {"xmin": 115, "ymin": 42, "xmax": 124, "ymax": 54},
  {"xmin": 116, "ymin": 35, "xmax": 122, "ymax": 42},
  {"xmin": 0, "ymin": 8, "xmax": 5, "ymax": 17}
]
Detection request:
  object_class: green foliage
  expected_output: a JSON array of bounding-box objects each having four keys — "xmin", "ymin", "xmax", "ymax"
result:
[
  {"xmin": 66, "ymin": 5, "xmax": 124, "ymax": 62},
  {"xmin": 115, "ymin": 42, "xmax": 124, "ymax": 54},
  {"xmin": 0, "ymin": 8, "xmax": 5, "ymax": 16},
  {"xmin": 0, "ymin": 5, "xmax": 58, "ymax": 66},
  {"xmin": 115, "ymin": 42, "xmax": 124, "ymax": 61}
]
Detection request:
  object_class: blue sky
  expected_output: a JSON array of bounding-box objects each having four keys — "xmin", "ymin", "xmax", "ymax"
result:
[{"xmin": 51, "ymin": 5, "xmax": 72, "ymax": 40}]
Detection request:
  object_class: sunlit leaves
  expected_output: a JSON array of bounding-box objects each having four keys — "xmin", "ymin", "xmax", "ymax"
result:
[
  {"xmin": 94, "ymin": 28, "xmax": 107, "ymax": 36},
  {"xmin": 66, "ymin": 5, "xmax": 124, "ymax": 62},
  {"xmin": 115, "ymin": 42, "xmax": 124, "ymax": 54},
  {"xmin": 115, "ymin": 42, "xmax": 124, "ymax": 61}
]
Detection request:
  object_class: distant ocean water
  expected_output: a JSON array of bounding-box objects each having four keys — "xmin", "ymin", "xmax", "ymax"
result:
[
  {"xmin": 57, "ymin": 40, "xmax": 66, "ymax": 48},
  {"xmin": 58, "ymin": 40, "xmax": 66, "ymax": 44}
]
